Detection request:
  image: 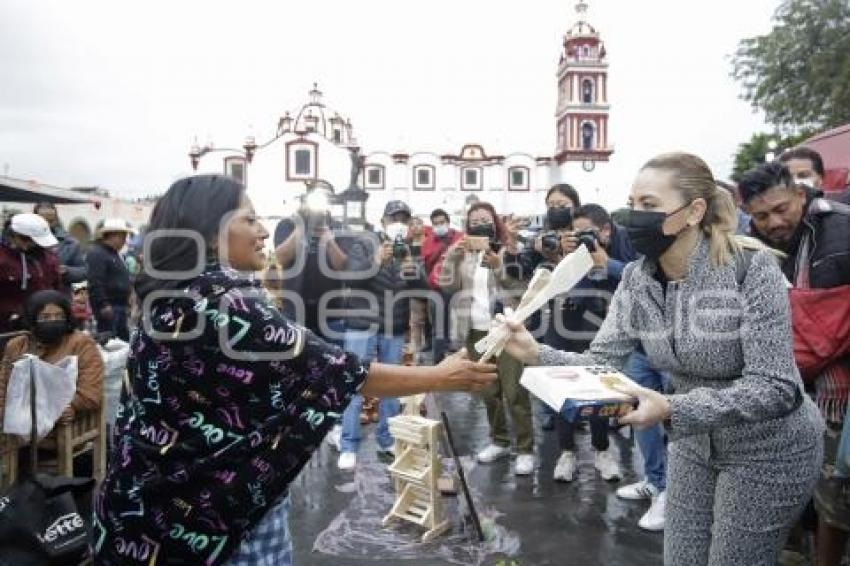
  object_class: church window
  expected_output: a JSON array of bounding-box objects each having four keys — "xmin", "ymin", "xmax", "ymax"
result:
[
  {"xmin": 582, "ymin": 123, "xmax": 595, "ymax": 150},
  {"xmin": 582, "ymin": 79, "xmax": 594, "ymax": 103},
  {"xmin": 295, "ymin": 150, "xmax": 312, "ymax": 175}
]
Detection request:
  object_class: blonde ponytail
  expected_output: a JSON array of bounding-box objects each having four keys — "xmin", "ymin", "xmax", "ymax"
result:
[{"xmin": 703, "ymin": 184, "xmax": 740, "ymax": 267}]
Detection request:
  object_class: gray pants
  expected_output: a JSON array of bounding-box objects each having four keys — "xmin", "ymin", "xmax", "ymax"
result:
[{"xmin": 665, "ymin": 401, "xmax": 823, "ymax": 565}]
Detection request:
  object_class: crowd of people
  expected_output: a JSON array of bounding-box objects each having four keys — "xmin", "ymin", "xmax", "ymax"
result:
[
  {"xmin": 1, "ymin": 143, "xmax": 849, "ymax": 565},
  {"xmin": 0, "ymin": 203, "xmax": 139, "ymax": 343}
]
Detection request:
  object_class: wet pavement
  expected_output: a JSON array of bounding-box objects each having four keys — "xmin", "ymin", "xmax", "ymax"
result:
[{"xmin": 288, "ymin": 392, "xmax": 664, "ymax": 565}]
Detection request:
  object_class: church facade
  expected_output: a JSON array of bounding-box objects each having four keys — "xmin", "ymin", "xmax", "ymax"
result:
[{"xmin": 190, "ymin": 2, "xmax": 613, "ymax": 225}]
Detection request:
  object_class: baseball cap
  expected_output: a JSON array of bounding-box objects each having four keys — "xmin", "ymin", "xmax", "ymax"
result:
[
  {"xmin": 383, "ymin": 200, "xmax": 411, "ymax": 218},
  {"xmin": 96, "ymin": 218, "xmax": 137, "ymax": 238},
  {"xmin": 10, "ymin": 213, "xmax": 58, "ymax": 248}
]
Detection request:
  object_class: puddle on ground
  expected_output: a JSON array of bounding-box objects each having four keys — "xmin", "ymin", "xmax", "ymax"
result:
[{"xmin": 312, "ymin": 457, "xmax": 520, "ymax": 565}]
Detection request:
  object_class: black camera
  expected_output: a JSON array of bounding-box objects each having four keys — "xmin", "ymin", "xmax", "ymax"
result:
[
  {"xmin": 392, "ymin": 235, "xmax": 408, "ymax": 260},
  {"xmin": 540, "ymin": 231, "xmax": 561, "ymax": 254},
  {"xmin": 574, "ymin": 229, "xmax": 598, "ymax": 252}
]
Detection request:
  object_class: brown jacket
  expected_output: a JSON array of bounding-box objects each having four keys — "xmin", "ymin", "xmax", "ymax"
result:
[{"xmin": 0, "ymin": 331, "xmax": 104, "ymax": 425}]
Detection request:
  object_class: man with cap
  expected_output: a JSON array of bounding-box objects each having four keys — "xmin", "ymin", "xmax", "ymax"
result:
[
  {"xmin": 335, "ymin": 199, "xmax": 431, "ymax": 470},
  {"xmin": 86, "ymin": 218, "xmax": 135, "ymax": 341},
  {"xmin": 34, "ymin": 201, "xmax": 87, "ymax": 293},
  {"xmin": 0, "ymin": 213, "xmax": 62, "ymax": 335}
]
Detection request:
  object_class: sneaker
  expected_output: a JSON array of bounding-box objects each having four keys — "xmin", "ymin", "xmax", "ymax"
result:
[
  {"xmin": 515, "ymin": 454, "xmax": 535, "ymax": 476},
  {"xmin": 553, "ymin": 451, "xmax": 577, "ymax": 482},
  {"xmin": 616, "ymin": 479, "xmax": 659, "ymax": 501},
  {"xmin": 338, "ymin": 452, "xmax": 357, "ymax": 471},
  {"xmin": 325, "ymin": 425, "xmax": 341, "ymax": 451},
  {"xmin": 376, "ymin": 448, "xmax": 395, "ymax": 464},
  {"xmin": 476, "ymin": 444, "xmax": 510, "ymax": 464},
  {"xmin": 638, "ymin": 491, "xmax": 666, "ymax": 531},
  {"xmin": 594, "ymin": 449, "xmax": 621, "ymax": 481}
]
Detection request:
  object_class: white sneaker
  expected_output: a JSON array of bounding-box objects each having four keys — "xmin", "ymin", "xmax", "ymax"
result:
[
  {"xmin": 594, "ymin": 448, "xmax": 621, "ymax": 481},
  {"xmin": 326, "ymin": 425, "xmax": 341, "ymax": 451},
  {"xmin": 616, "ymin": 479, "xmax": 659, "ymax": 501},
  {"xmin": 515, "ymin": 454, "xmax": 534, "ymax": 476},
  {"xmin": 638, "ymin": 491, "xmax": 666, "ymax": 531},
  {"xmin": 338, "ymin": 452, "xmax": 357, "ymax": 471},
  {"xmin": 553, "ymin": 451, "xmax": 577, "ymax": 482},
  {"xmin": 476, "ymin": 444, "xmax": 510, "ymax": 464}
]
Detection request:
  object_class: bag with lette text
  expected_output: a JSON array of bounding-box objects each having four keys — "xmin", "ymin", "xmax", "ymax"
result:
[{"xmin": 0, "ymin": 348, "xmax": 93, "ymax": 565}]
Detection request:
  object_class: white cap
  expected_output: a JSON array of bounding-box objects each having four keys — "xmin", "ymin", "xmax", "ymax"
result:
[
  {"xmin": 97, "ymin": 218, "xmax": 136, "ymax": 238},
  {"xmin": 10, "ymin": 213, "xmax": 58, "ymax": 248}
]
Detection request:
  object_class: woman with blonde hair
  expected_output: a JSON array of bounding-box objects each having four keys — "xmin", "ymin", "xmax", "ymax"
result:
[{"xmin": 500, "ymin": 153, "xmax": 824, "ymax": 565}]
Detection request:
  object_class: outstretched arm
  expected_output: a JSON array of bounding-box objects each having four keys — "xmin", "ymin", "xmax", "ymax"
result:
[{"xmin": 361, "ymin": 350, "xmax": 497, "ymax": 397}]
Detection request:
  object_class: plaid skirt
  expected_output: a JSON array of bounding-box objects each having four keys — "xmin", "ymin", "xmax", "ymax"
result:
[{"xmin": 226, "ymin": 494, "xmax": 293, "ymax": 566}]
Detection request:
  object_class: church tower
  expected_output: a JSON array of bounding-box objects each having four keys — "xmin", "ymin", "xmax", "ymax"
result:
[{"xmin": 554, "ymin": 1, "xmax": 613, "ymax": 171}]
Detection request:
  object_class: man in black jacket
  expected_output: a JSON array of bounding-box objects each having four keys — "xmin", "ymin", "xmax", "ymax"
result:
[
  {"xmin": 87, "ymin": 218, "xmax": 134, "ymax": 341},
  {"xmin": 740, "ymin": 161, "xmax": 850, "ymax": 563},
  {"xmin": 34, "ymin": 202, "xmax": 87, "ymax": 293},
  {"xmin": 336, "ymin": 200, "xmax": 430, "ymax": 470}
]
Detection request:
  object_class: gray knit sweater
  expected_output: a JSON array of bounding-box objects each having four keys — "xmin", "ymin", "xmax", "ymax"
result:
[{"xmin": 538, "ymin": 236, "xmax": 824, "ymax": 441}]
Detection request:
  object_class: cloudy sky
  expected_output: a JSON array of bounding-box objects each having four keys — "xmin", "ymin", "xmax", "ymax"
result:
[{"xmin": 0, "ymin": 0, "xmax": 780, "ymax": 207}]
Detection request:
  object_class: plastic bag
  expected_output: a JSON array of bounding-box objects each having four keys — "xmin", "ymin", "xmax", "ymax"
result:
[
  {"xmin": 100, "ymin": 338, "xmax": 129, "ymax": 375},
  {"xmin": 2, "ymin": 355, "xmax": 78, "ymax": 441}
]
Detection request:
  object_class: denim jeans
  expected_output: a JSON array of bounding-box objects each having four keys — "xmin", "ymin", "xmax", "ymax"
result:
[
  {"xmin": 340, "ymin": 330, "xmax": 405, "ymax": 453},
  {"xmin": 624, "ymin": 351, "xmax": 668, "ymax": 491}
]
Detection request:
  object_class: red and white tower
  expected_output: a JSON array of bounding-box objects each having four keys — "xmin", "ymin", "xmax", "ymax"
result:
[{"xmin": 554, "ymin": 1, "xmax": 612, "ymax": 171}]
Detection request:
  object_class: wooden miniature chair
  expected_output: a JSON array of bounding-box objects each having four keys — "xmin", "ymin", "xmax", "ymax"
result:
[{"xmin": 382, "ymin": 413, "xmax": 450, "ymax": 542}]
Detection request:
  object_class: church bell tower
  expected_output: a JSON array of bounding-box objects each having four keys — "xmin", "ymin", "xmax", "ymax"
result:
[{"xmin": 554, "ymin": 1, "xmax": 613, "ymax": 171}]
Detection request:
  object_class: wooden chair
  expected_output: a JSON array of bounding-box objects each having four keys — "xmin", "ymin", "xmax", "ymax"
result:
[
  {"xmin": 36, "ymin": 395, "xmax": 107, "ymax": 481},
  {"xmin": 0, "ymin": 435, "xmax": 19, "ymax": 489}
]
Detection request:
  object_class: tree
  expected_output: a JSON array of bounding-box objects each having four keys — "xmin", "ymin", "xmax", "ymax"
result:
[
  {"xmin": 732, "ymin": 0, "xmax": 850, "ymax": 133},
  {"xmin": 730, "ymin": 130, "xmax": 812, "ymax": 182}
]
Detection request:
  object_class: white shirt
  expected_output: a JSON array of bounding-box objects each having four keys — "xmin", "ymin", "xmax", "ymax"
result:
[{"xmin": 470, "ymin": 252, "xmax": 492, "ymax": 331}]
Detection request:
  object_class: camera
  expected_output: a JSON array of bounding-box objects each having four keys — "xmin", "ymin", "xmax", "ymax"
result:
[
  {"xmin": 540, "ymin": 231, "xmax": 561, "ymax": 254},
  {"xmin": 300, "ymin": 190, "xmax": 331, "ymax": 254},
  {"xmin": 574, "ymin": 229, "xmax": 598, "ymax": 252},
  {"xmin": 384, "ymin": 222, "xmax": 410, "ymax": 261},
  {"xmin": 392, "ymin": 235, "xmax": 408, "ymax": 260}
]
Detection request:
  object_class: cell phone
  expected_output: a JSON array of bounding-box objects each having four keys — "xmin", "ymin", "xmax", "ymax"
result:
[{"xmin": 466, "ymin": 236, "xmax": 490, "ymax": 252}]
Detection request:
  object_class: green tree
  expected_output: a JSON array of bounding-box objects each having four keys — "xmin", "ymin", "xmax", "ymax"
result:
[
  {"xmin": 732, "ymin": 0, "xmax": 850, "ymax": 133},
  {"xmin": 730, "ymin": 130, "xmax": 812, "ymax": 181}
]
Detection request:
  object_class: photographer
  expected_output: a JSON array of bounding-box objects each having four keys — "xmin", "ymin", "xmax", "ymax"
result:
[
  {"xmin": 273, "ymin": 181, "xmax": 369, "ymax": 345},
  {"xmin": 423, "ymin": 208, "xmax": 463, "ymax": 362},
  {"xmin": 337, "ymin": 200, "xmax": 431, "ymax": 471},
  {"xmin": 437, "ymin": 202, "xmax": 534, "ymax": 475}
]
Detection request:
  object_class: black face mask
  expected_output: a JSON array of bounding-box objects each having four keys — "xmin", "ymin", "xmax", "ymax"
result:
[
  {"xmin": 34, "ymin": 320, "xmax": 68, "ymax": 345},
  {"xmin": 546, "ymin": 206, "xmax": 573, "ymax": 230},
  {"xmin": 619, "ymin": 202, "xmax": 691, "ymax": 260},
  {"xmin": 467, "ymin": 223, "xmax": 495, "ymax": 239}
]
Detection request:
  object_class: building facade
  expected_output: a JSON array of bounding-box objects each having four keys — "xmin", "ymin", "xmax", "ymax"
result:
[{"xmin": 191, "ymin": 1, "xmax": 614, "ymax": 226}]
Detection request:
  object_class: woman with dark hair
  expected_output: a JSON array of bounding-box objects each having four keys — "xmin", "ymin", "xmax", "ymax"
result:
[
  {"xmin": 93, "ymin": 175, "xmax": 496, "ymax": 565},
  {"xmin": 437, "ymin": 201, "xmax": 534, "ymax": 475},
  {"xmin": 0, "ymin": 290, "xmax": 104, "ymax": 430}
]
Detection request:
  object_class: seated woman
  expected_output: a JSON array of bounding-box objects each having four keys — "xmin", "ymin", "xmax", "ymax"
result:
[
  {"xmin": 93, "ymin": 175, "xmax": 497, "ymax": 565},
  {"xmin": 0, "ymin": 290, "xmax": 104, "ymax": 431}
]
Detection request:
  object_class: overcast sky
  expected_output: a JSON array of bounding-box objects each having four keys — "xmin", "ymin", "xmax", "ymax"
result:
[{"xmin": 0, "ymin": 0, "xmax": 780, "ymax": 207}]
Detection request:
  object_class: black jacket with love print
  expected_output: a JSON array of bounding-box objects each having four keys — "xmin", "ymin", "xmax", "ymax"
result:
[{"xmin": 93, "ymin": 266, "xmax": 368, "ymax": 565}]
